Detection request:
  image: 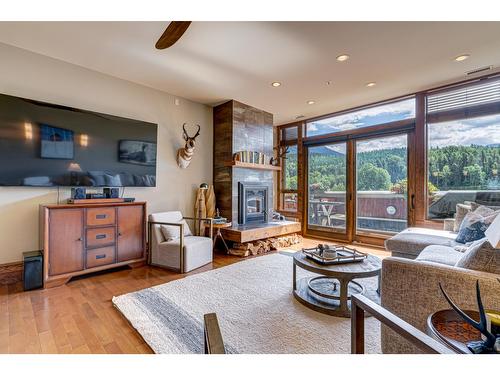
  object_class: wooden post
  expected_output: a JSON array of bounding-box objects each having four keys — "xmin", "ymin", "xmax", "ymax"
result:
[
  {"xmin": 351, "ymin": 298, "xmax": 365, "ymax": 354},
  {"xmin": 204, "ymin": 313, "xmax": 226, "ymax": 354}
]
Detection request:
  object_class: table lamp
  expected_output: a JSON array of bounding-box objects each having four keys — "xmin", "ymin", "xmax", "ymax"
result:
[{"xmin": 484, "ymin": 214, "xmax": 500, "ymax": 249}]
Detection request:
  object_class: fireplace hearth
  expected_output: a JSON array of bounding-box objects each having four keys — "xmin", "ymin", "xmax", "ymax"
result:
[{"xmin": 238, "ymin": 182, "xmax": 269, "ymax": 225}]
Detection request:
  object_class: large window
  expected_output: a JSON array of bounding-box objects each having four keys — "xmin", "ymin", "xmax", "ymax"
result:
[
  {"xmin": 427, "ymin": 79, "xmax": 500, "ymax": 219},
  {"xmin": 307, "ymin": 98, "xmax": 415, "ymax": 137},
  {"xmin": 427, "ymin": 114, "xmax": 500, "ymax": 219},
  {"xmin": 277, "ymin": 73, "xmax": 500, "ymax": 246}
]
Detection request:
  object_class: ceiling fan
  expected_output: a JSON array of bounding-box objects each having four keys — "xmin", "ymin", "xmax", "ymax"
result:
[{"xmin": 155, "ymin": 21, "xmax": 192, "ymax": 49}]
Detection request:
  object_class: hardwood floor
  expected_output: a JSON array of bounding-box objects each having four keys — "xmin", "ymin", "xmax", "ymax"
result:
[{"xmin": 0, "ymin": 238, "xmax": 388, "ymax": 354}]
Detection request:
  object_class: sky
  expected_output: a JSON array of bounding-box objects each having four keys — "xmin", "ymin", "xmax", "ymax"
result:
[
  {"xmin": 307, "ymin": 98, "xmax": 415, "ymax": 137},
  {"xmin": 428, "ymin": 114, "xmax": 500, "ymax": 148},
  {"xmin": 306, "ymin": 98, "xmax": 500, "ymax": 151}
]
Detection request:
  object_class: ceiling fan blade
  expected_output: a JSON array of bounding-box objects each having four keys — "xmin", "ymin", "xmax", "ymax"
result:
[{"xmin": 155, "ymin": 21, "xmax": 192, "ymax": 50}]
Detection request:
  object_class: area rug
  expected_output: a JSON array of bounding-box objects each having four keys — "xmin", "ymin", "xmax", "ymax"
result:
[{"xmin": 112, "ymin": 253, "xmax": 381, "ymax": 354}]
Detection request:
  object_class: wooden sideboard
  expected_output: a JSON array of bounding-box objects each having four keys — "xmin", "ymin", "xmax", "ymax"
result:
[{"xmin": 40, "ymin": 202, "xmax": 146, "ymax": 288}]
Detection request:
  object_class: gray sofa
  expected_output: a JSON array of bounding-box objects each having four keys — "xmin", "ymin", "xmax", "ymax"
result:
[{"xmin": 382, "ymin": 226, "xmax": 500, "ymax": 354}]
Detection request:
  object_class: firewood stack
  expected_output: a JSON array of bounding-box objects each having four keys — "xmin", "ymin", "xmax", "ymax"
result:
[{"xmin": 228, "ymin": 233, "xmax": 302, "ymax": 257}]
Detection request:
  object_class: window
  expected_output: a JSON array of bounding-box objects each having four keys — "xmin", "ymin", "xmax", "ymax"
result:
[
  {"xmin": 281, "ymin": 145, "xmax": 298, "ymax": 211},
  {"xmin": 278, "ymin": 124, "xmax": 301, "ymax": 213},
  {"xmin": 427, "ymin": 79, "xmax": 500, "ymax": 219},
  {"xmin": 306, "ymin": 98, "xmax": 415, "ymax": 137},
  {"xmin": 356, "ymin": 134, "xmax": 408, "ymax": 234},
  {"xmin": 284, "ymin": 145, "xmax": 297, "ymax": 190}
]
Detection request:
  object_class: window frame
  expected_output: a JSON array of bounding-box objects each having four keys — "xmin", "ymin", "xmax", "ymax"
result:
[
  {"xmin": 276, "ymin": 72, "xmax": 500, "ymax": 244},
  {"xmin": 277, "ymin": 122, "xmax": 303, "ymax": 218}
]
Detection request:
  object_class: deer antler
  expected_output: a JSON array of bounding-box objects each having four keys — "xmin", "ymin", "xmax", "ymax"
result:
[
  {"xmin": 439, "ymin": 281, "xmax": 497, "ymax": 348},
  {"xmin": 277, "ymin": 145, "xmax": 290, "ymax": 159},
  {"xmin": 192, "ymin": 124, "xmax": 201, "ymax": 139},
  {"xmin": 182, "ymin": 123, "xmax": 189, "ymax": 140}
]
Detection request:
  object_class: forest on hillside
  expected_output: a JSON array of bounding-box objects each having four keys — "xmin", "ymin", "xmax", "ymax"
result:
[{"xmin": 285, "ymin": 145, "xmax": 500, "ymax": 192}]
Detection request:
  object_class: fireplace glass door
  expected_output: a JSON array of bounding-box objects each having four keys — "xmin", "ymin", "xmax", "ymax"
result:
[{"xmin": 238, "ymin": 183, "xmax": 268, "ymax": 224}]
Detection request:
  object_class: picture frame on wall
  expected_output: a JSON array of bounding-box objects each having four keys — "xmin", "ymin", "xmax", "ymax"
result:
[{"xmin": 39, "ymin": 124, "xmax": 75, "ymax": 159}]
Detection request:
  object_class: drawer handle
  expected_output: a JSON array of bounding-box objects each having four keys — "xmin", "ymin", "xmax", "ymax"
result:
[
  {"xmin": 96, "ymin": 214, "xmax": 107, "ymax": 219},
  {"xmin": 95, "ymin": 254, "xmax": 106, "ymax": 260},
  {"xmin": 96, "ymin": 234, "xmax": 107, "ymax": 239}
]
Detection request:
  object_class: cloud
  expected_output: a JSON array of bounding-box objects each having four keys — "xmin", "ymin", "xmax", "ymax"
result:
[
  {"xmin": 307, "ymin": 98, "xmax": 415, "ymax": 136},
  {"xmin": 428, "ymin": 114, "xmax": 500, "ymax": 148}
]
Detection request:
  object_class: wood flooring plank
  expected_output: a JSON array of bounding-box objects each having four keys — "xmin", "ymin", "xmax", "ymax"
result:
[{"xmin": 39, "ymin": 330, "xmax": 58, "ymax": 354}]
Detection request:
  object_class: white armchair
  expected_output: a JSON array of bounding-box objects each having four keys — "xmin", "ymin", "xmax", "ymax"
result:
[{"xmin": 148, "ymin": 211, "xmax": 213, "ymax": 273}]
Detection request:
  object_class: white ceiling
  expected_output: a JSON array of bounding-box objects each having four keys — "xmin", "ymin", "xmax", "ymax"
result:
[{"xmin": 1, "ymin": 21, "xmax": 500, "ymax": 124}]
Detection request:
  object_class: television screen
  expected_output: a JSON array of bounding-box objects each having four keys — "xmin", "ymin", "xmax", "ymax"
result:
[{"xmin": 0, "ymin": 92, "xmax": 158, "ymax": 187}]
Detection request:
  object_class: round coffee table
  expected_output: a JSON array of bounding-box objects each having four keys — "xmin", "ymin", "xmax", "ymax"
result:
[{"xmin": 292, "ymin": 251, "xmax": 381, "ymax": 317}]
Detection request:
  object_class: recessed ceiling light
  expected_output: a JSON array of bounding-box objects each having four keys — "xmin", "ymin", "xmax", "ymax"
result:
[
  {"xmin": 326, "ymin": 80, "xmax": 333, "ymax": 85},
  {"xmin": 455, "ymin": 54, "xmax": 470, "ymax": 62},
  {"xmin": 307, "ymin": 100, "xmax": 315, "ymax": 105},
  {"xmin": 336, "ymin": 54, "xmax": 350, "ymax": 62},
  {"xmin": 366, "ymin": 82, "xmax": 376, "ymax": 87},
  {"xmin": 271, "ymin": 81, "xmax": 281, "ymax": 87}
]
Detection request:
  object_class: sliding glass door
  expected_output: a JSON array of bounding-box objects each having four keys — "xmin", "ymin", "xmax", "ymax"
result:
[
  {"xmin": 305, "ymin": 133, "xmax": 410, "ymax": 242},
  {"xmin": 307, "ymin": 142, "xmax": 350, "ymax": 240},
  {"xmin": 355, "ymin": 134, "xmax": 408, "ymax": 235}
]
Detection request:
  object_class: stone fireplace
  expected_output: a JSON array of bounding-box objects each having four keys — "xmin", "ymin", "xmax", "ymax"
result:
[
  {"xmin": 213, "ymin": 100, "xmax": 274, "ymax": 224},
  {"xmin": 238, "ymin": 182, "xmax": 269, "ymax": 224}
]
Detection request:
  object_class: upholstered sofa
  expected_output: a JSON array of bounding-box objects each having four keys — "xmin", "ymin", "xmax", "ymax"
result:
[{"xmin": 382, "ymin": 206, "xmax": 500, "ymax": 354}]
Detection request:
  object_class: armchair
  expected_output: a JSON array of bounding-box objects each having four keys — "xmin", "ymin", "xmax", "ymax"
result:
[
  {"xmin": 148, "ymin": 211, "xmax": 213, "ymax": 273},
  {"xmin": 381, "ymin": 257, "xmax": 500, "ymax": 353}
]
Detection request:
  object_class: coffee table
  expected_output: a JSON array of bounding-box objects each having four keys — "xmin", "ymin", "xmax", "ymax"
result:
[{"xmin": 292, "ymin": 251, "xmax": 381, "ymax": 317}]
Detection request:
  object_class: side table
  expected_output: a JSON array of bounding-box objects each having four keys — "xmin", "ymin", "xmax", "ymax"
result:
[
  {"xmin": 427, "ymin": 309, "xmax": 481, "ymax": 354},
  {"xmin": 212, "ymin": 222, "xmax": 232, "ymax": 253}
]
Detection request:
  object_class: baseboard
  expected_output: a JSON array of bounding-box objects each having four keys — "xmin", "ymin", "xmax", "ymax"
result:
[{"xmin": 0, "ymin": 261, "xmax": 23, "ymax": 285}]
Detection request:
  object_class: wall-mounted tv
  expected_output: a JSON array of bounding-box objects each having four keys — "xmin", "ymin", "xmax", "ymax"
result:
[{"xmin": 0, "ymin": 92, "xmax": 158, "ymax": 187}]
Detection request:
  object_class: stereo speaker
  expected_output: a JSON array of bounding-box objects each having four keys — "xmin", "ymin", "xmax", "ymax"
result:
[
  {"xmin": 71, "ymin": 187, "xmax": 86, "ymax": 199},
  {"xmin": 104, "ymin": 187, "xmax": 120, "ymax": 198},
  {"xmin": 23, "ymin": 251, "xmax": 43, "ymax": 291}
]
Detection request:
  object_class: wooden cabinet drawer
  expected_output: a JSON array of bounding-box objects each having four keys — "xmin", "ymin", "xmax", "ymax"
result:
[
  {"xmin": 86, "ymin": 246, "xmax": 115, "ymax": 268},
  {"xmin": 86, "ymin": 227, "xmax": 116, "ymax": 248},
  {"xmin": 86, "ymin": 207, "xmax": 116, "ymax": 226}
]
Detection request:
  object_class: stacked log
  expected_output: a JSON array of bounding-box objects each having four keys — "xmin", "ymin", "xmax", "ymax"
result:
[{"xmin": 228, "ymin": 233, "xmax": 302, "ymax": 257}]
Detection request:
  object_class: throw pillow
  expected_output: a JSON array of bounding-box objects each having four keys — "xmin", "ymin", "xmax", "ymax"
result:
[
  {"xmin": 472, "ymin": 205, "xmax": 494, "ymax": 217},
  {"xmin": 453, "ymin": 203, "xmax": 472, "ymax": 233},
  {"xmin": 160, "ymin": 219, "xmax": 193, "ymax": 241},
  {"xmin": 455, "ymin": 238, "xmax": 500, "ymax": 274},
  {"xmin": 471, "ymin": 202, "xmax": 500, "ymax": 212},
  {"xmin": 455, "ymin": 212, "xmax": 489, "ymax": 244}
]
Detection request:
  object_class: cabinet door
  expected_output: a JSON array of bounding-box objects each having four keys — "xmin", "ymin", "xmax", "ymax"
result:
[
  {"xmin": 49, "ymin": 209, "xmax": 84, "ymax": 276},
  {"xmin": 117, "ymin": 205, "xmax": 144, "ymax": 262}
]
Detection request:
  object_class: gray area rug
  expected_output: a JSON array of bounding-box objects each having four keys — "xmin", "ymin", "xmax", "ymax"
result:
[{"xmin": 113, "ymin": 253, "xmax": 381, "ymax": 354}]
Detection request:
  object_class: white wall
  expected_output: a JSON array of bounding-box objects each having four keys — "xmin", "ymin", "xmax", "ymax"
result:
[{"xmin": 0, "ymin": 43, "xmax": 213, "ymax": 264}]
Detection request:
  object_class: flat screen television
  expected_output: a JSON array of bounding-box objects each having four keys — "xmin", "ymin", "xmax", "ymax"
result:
[{"xmin": 0, "ymin": 92, "xmax": 158, "ymax": 187}]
